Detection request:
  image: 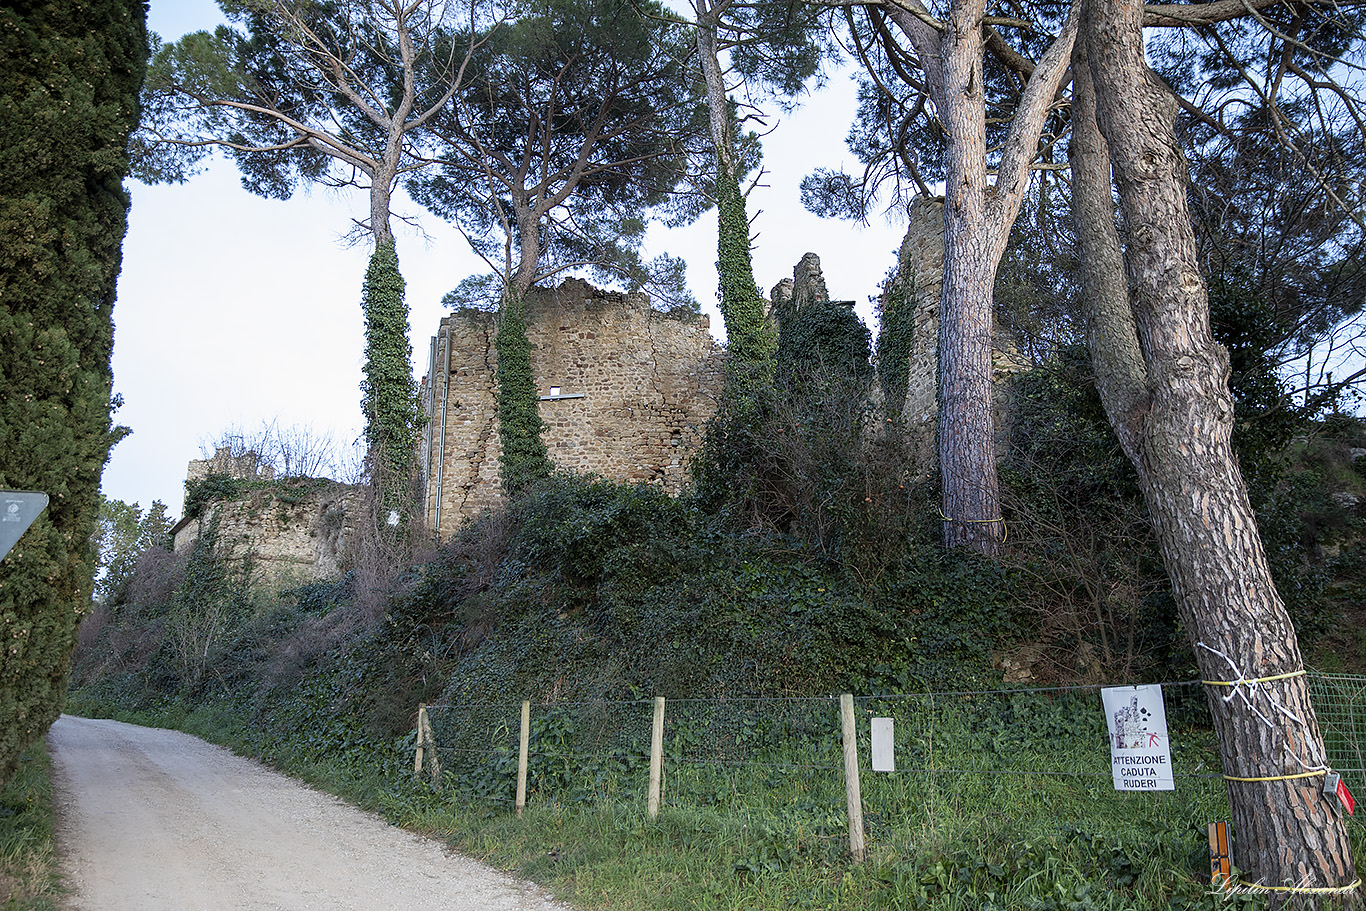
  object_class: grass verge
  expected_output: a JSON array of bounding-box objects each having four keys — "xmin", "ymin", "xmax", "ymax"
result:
[
  {"xmin": 0, "ymin": 742, "xmax": 60, "ymax": 911},
  {"xmin": 66, "ymin": 681, "xmax": 1364, "ymax": 911}
]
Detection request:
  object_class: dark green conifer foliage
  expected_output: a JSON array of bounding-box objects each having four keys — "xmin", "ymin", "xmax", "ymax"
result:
[
  {"xmin": 359, "ymin": 243, "xmax": 420, "ymax": 509},
  {"xmin": 495, "ymin": 297, "xmax": 551, "ymax": 495},
  {"xmin": 0, "ymin": 0, "xmax": 148, "ymax": 784}
]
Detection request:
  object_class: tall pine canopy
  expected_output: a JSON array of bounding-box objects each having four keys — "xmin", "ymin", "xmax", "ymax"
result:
[{"xmin": 0, "ymin": 0, "xmax": 148, "ymax": 783}]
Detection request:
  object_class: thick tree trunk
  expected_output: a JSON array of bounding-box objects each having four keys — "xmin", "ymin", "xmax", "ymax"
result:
[
  {"xmin": 936, "ymin": 0, "xmax": 1003, "ymax": 554},
  {"xmin": 694, "ymin": 10, "xmax": 775, "ymax": 402},
  {"xmin": 886, "ymin": 0, "xmax": 1076, "ymax": 554},
  {"xmin": 1072, "ymin": 7, "xmax": 1360, "ymax": 905},
  {"xmin": 696, "ymin": 15, "xmax": 737, "ymax": 183},
  {"xmin": 370, "ymin": 170, "xmax": 396, "ymax": 248}
]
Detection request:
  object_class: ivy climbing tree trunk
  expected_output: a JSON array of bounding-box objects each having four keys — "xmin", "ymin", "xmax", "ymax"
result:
[
  {"xmin": 695, "ymin": 10, "xmax": 776, "ymax": 407},
  {"xmin": 360, "ymin": 243, "xmax": 420, "ymax": 512},
  {"xmin": 1071, "ymin": 10, "xmax": 1359, "ymax": 905}
]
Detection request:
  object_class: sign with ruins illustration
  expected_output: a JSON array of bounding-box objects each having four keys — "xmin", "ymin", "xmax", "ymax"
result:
[{"xmin": 1102, "ymin": 685, "xmax": 1174, "ymax": 791}]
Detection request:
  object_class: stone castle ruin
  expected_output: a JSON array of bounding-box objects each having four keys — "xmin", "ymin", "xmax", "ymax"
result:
[
  {"xmin": 171, "ymin": 447, "xmax": 359, "ymax": 586},
  {"xmin": 166, "ymin": 213, "xmax": 1027, "ymax": 574},
  {"xmin": 419, "ymin": 226, "xmax": 1026, "ymax": 539},
  {"xmin": 420, "ymin": 279, "xmax": 722, "ymax": 538}
]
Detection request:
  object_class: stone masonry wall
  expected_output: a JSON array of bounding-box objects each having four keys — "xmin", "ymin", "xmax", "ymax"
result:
[
  {"xmin": 186, "ymin": 446, "xmax": 276, "ymax": 484},
  {"xmin": 173, "ymin": 481, "xmax": 359, "ymax": 587},
  {"xmin": 421, "ymin": 279, "xmax": 723, "ymax": 536}
]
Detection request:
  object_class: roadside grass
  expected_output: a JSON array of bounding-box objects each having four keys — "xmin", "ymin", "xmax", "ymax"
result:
[
  {"xmin": 0, "ymin": 743, "xmax": 60, "ymax": 911},
  {"xmin": 64, "ymin": 679, "xmax": 1358, "ymax": 911}
]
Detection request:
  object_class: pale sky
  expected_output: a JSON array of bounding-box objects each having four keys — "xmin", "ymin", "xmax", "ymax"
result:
[{"xmin": 101, "ymin": 0, "xmax": 907, "ymax": 517}]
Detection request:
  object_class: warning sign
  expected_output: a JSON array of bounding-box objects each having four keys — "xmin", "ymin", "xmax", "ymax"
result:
[
  {"xmin": 0, "ymin": 491, "xmax": 48, "ymax": 563},
  {"xmin": 1102, "ymin": 685, "xmax": 1174, "ymax": 791}
]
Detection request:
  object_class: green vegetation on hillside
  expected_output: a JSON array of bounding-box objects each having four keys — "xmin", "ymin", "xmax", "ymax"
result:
[
  {"xmin": 66, "ymin": 229, "xmax": 1366, "ymax": 907},
  {"xmin": 69, "ymin": 354, "xmax": 1364, "ymax": 909}
]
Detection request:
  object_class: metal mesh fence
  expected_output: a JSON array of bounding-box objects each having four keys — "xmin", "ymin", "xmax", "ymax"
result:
[
  {"xmin": 420, "ymin": 674, "xmax": 1362, "ymax": 841},
  {"xmin": 426, "ymin": 698, "xmax": 656, "ymax": 805},
  {"xmin": 1308, "ymin": 672, "xmax": 1366, "ymax": 775}
]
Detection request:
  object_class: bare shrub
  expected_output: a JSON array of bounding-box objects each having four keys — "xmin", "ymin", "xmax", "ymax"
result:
[
  {"xmin": 123, "ymin": 546, "xmax": 186, "ymax": 615},
  {"xmin": 202, "ymin": 418, "xmax": 346, "ymax": 480},
  {"xmin": 998, "ymin": 362, "xmax": 1175, "ymax": 681},
  {"xmin": 264, "ymin": 604, "xmax": 366, "ymax": 690},
  {"xmin": 347, "ymin": 475, "xmax": 432, "ymax": 625},
  {"xmin": 71, "ymin": 601, "xmax": 166, "ymax": 685},
  {"xmin": 429, "ymin": 507, "xmax": 512, "ymax": 649},
  {"xmin": 999, "ymin": 476, "xmax": 1166, "ymax": 682},
  {"xmin": 697, "ymin": 362, "xmax": 933, "ymax": 584}
]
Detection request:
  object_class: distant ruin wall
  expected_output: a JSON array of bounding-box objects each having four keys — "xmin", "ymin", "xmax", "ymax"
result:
[
  {"xmin": 186, "ymin": 447, "xmax": 276, "ymax": 485},
  {"xmin": 421, "ymin": 279, "xmax": 723, "ymax": 536},
  {"xmin": 172, "ymin": 476, "xmax": 359, "ymax": 586}
]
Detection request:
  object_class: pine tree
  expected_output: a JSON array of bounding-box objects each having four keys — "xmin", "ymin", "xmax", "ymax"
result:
[{"xmin": 0, "ymin": 0, "xmax": 148, "ymax": 784}]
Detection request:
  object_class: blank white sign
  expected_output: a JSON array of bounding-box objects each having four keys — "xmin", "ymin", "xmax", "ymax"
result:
[{"xmin": 871, "ymin": 717, "xmax": 894, "ymax": 772}]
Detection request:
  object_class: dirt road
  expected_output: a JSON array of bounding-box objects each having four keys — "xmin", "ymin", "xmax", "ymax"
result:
[{"xmin": 48, "ymin": 715, "xmax": 573, "ymax": 911}]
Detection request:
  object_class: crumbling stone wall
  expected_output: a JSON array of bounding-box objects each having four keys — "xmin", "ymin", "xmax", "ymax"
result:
[
  {"xmin": 421, "ymin": 279, "xmax": 723, "ymax": 536},
  {"xmin": 172, "ymin": 477, "xmax": 358, "ymax": 586},
  {"xmin": 185, "ymin": 446, "xmax": 276, "ymax": 484}
]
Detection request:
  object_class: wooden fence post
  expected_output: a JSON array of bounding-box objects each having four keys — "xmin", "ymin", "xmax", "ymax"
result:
[
  {"xmin": 414, "ymin": 704, "xmax": 441, "ymax": 787},
  {"xmin": 516, "ymin": 700, "xmax": 530, "ymax": 816},
  {"xmin": 840, "ymin": 694, "xmax": 866, "ymax": 863},
  {"xmin": 413, "ymin": 703, "xmax": 426, "ymax": 779},
  {"xmin": 648, "ymin": 696, "xmax": 666, "ymax": 819}
]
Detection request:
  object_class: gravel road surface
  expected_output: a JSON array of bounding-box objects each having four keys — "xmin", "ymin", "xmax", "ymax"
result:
[{"xmin": 48, "ymin": 715, "xmax": 574, "ymax": 911}]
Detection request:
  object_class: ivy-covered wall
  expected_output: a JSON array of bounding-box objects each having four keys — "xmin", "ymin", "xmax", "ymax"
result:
[{"xmin": 172, "ymin": 477, "xmax": 359, "ymax": 587}]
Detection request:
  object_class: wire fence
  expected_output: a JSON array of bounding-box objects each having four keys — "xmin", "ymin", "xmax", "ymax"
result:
[
  {"xmin": 415, "ymin": 673, "xmax": 1363, "ymax": 845},
  {"xmin": 1309, "ymin": 672, "xmax": 1366, "ymax": 775}
]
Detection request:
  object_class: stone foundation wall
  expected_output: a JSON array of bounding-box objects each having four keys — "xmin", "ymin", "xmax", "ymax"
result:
[{"xmin": 421, "ymin": 279, "xmax": 723, "ymax": 536}]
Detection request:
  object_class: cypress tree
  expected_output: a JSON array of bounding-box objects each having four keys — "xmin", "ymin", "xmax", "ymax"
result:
[{"xmin": 0, "ymin": 0, "xmax": 148, "ymax": 783}]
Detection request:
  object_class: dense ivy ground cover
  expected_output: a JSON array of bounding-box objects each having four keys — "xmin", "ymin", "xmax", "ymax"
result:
[{"xmin": 69, "ymin": 658, "xmax": 1314, "ymax": 911}]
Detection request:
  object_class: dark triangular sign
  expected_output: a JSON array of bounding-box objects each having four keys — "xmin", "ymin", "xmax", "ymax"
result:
[{"xmin": 0, "ymin": 491, "xmax": 49, "ymax": 563}]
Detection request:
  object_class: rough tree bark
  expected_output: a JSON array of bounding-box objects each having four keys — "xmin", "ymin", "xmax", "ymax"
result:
[
  {"xmin": 1070, "ymin": 8, "xmax": 1360, "ymax": 905},
  {"xmin": 880, "ymin": 0, "xmax": 1078, "ymax": 553}
]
